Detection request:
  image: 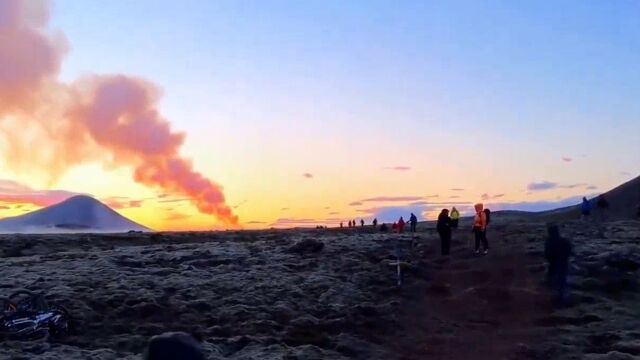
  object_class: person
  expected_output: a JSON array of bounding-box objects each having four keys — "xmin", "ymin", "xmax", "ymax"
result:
[
  {"xmin": 340, "ymin": 222, "xmax": 343, "ymax": 228},
  {"xmin": 581, "ymin": 197, "xmax": 591, "ymax": 219},
  {"xmin": 472, "ymin": 203, "xmax": 489, "ymax": 254},
  {"xmin": 596, "ymin": 195, "xmax": 609, "ymax": 222},
  {"xmin": 373, "ymin": 218, "xmax": 378, "ymax": 227},
  {"xmin": 437, "ymin": 209, "xmax": 452, "ymax": 255},
  {"xmin": 380, "ymin": 223, "xmax": 388, "ymax": 232},
  {"xmin": 352, "ymin": 219, "xmax": 356, "ymax": 228},
  {"xmin": 145, "ymin": 332, "xmax": 204, "ymax": 360},
  {"xmin": 360, "ymin": 219, "xmax": 365, "ymax": 227},
  {"xmin": 397, "ymin": 216, "xmax": 406, "ymax": 233},
  {"xmin": 409, "ymin": 213, "xmax": 418, "ymax": 232},
  {"xmin": 450, "ymin": 207, "xmax": 460, "ymax": 229},
  {"xmin": 392, "ymin": 222, "xmax": 398, "ymax": 232},
  {"xmin": 544, "ymin": 224, "xmax": 572, "ymax": 304}
]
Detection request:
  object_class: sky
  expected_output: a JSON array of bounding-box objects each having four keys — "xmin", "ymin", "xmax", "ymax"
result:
[{"xmin": 1, "ymin": 0, "xmax": 639, "ymax": 230}]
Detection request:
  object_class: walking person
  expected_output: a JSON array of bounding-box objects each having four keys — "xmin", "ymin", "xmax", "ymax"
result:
[
  {"xmin": 450, "ymin": 207, "xmax": 460, "ymax": 229},
  {"xmin": 544, "ymin": 224, "xmax": 572, "ymax": 304},
  {"xmin": 437, "ymin": 209, "xmax": 452, "ymax": 255},
  {"xmin": 372, "ymin": 218, "xmax": 378, "ymax": 228},
  {"xmin": 472, "ymin": 203, "xmax": 489, "ymax": 254},
  {"xmin": 409, "ymin": 213, "xmax": 418, "ymax": 232},
  {"xmin": 360, "ymin": 219, "xmax": 365, "ymax": 227}
]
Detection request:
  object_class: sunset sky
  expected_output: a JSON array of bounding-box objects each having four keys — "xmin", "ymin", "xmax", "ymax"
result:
[{"xmin": 1, "ymin": 0, "xmax": 639, "ymax": 230}]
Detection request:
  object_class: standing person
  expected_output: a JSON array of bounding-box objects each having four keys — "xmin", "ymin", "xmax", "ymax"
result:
[
  {"xmin": 581, "ymin": 197, "xmax": 592, "ymax": 219},
  {"xmin": 373, "ymin": 218, "xmax": 378, "ymax": 228},
  {"xmin": 409, "ymin": 213, "xmax": 418, "ymax": 232},
  {"xmin": 544, "ymin": 224, "xmax": 572, "ymax": 304},
  {"xmin": 340, "ymin": 222, "xmax": 343, "ymax": 228},
  {"xmin": 397, "ymin": 217, "xmax": 406, "ymax": 233},
  {"xmin": 450, "ymin": 207, "xmax": 460, "ymax": 229},
  {"xmin": 437, "ymin": 209, "xmax": 452, "ymax": 255},
  {"xmin": 392, "ymin": 222, "xmax": 398, "ymax": 232},
  {"xmin": 596, "ymin": 195, "xmax": 609, "ymax": 222},
  {"xmin": 360, "ymin": 219, "xmax": 365, "ymax": 227},
  {"xmin": 472, "ymin": 203, "xmax": 489, "ymax": 254}
]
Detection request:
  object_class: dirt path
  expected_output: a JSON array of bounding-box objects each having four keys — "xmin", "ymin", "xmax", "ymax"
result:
[{"xmin": 392, "ymin": 227, "xmax": 552, "ymax": 359}]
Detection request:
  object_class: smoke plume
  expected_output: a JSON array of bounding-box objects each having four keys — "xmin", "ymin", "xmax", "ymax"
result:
[{"xmin": 0, "ymin": 0, "xmax": 238, "ymax": 226}]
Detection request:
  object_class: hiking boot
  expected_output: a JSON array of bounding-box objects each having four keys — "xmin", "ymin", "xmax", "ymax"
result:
[
  {"xmin": 483, "ymin": 249, "xmax": 489, "ymax": 255},
  {"xmin": 474, "ymin": 249, "xmax": 480, "ymax": 255}
]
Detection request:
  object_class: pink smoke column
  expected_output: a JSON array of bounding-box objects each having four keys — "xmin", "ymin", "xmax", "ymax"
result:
[{"xmin": 0, "ymin": 0, "xmax": 238, "ymax": 226}]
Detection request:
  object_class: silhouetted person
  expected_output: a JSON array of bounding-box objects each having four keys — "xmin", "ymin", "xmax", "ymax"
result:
[
  {"xmin": 397, "ymin": 217, "xmax": 406, "ymax": 233},
  {"xmin": 340, "ymin": 222, "xmax": 343, "ymax": 228},
  {"xmin": 409, "ymin": 213, "xmax": 418, "ymax": 232},
  {"xmin": 392, "ymin": 222, "xmax": 398, "ymax": 232},
  {"xmin": 596, "ymin": 195, "xmax": 609, "ymax": 222},
  {"xmin": 360, "ymin": 219, "xmax": 365, "ymax": 227},
  {"xmin": 380, "ymin": 223, "xmax": 388, "ymax": 232},
  {"xmin": 450, "ymin": 207, "xmax": 460, "ymax": 229},
  {"xmin": 372, "ymin": 218, "xmax": 378, "ymax": 228},
  {"xmin": 544, "ymin": 224, "xmax": 572, "ymax": 304},
  {"xmin": 473, "ymin": 203, "xmax": 488, "ymax": 254},
  {"xmin": 437, "ymin": 209, "xmax": 452, "ymax": 255},
  {"xmin": 145, "ymin": 332, "xmax": 204, "ymax": 360},
  {"xmin": 581, "ymin": 197, "xmax": 591, "ymax": 219},
  {"xmin": 348, "ymin": 220, "xmax": 353, "ymax": 228}
]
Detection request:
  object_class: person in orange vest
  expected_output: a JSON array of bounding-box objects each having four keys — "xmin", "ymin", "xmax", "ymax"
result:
[
  {"xmin": 473, "ymin": 203, "xmax": 489, "ymax": 254},
  {"xmin": 397, "ymin": 216, "xmax": 406, "ymax": 233}
]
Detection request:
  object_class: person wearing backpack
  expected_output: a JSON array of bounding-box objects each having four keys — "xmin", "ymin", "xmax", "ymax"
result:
[{"xmin": 472, "ymin": 203, "xmax": 489, "ymax": 255}]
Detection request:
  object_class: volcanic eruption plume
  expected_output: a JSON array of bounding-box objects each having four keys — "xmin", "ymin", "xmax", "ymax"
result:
[{"xmin": 0, "ymin": 0, "xmax": 238, "ymax": 226}]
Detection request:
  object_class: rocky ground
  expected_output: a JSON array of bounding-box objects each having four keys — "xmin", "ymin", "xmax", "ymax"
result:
[{"xmin": 0, "ymin": 219, "xmax": 638, "ymax": 359}]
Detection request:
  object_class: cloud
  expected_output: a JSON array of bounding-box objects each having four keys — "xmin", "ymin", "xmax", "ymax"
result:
[
  {"xmin": 493, "ymin": 194, "xmax": 505, "ymax": 198},
  {"xmin": 0, "ymin": 179, "xmax": 83, "ymax": 207},
  {"xmin": 426, "ymin": 194, "xmax": 439, "ymax": 198},
  {"xmin": 103, "ymin": 197, "xmax": 144, "ymax": 209},
  {"xmin": 561, "ymin": 157, "xmax": 573, "ymax": 162},
  {"xmin": 361, "ymin": 196, "xmax": 424, "ymax": 202},
  {"xmin": 481, "ymin": 193, "xmax": 490, "ymax": 201},
  {"xmin": 349, "ymin": 201, "xmax": 363, "ymax": 206},
  {"xmin": 449, "ymin": 195, "xmax": 461, "ymax": 199},
  {"xmin": 158, "ymin": 198, "xmax": 191, "ymax": 204},
  {"xmin": 527, "ymin": 181, "xmax": 558, "ymax": 191},
  {"xmin": 586, "ymin": 185, "xmax": 598, "ymax": 190},
  {"xmin": 164, "ymin": 212, "xmax": 190, "ymax": 221},
  {"xmin": 0, "ymin": 205, "xmax": 9, "ymax": 210},
  {"xmin": 486, "ymin": 194, "xmax": 598, "ymax": 213},
  {"xmin": 232, "ymin": 200, "xmax": 248, "ymax": 209},
  {"xmin": 451, "ymin": 188, "xmax": 465, "ymax": 192},
  {"xmin": 328, "ymin": 211, "xmax": 339, "ymax": 215},
  {"xmin": 302, "ymin": 173, "xmax": 313, "ymax": 179},
  {"xmin": 245, "ymin": 221, "xmax": 266, "ymax": 224},
  {"xmin": 481, "ymin": 193, "xmax": 505, "ymax": 201},
  {"xmin": 280, "ymin": 207, "xmax": 289, "ymax": 211},
  {"xmin": 384, "ymin": 166, "xmax": 411, "ymax": 171}
]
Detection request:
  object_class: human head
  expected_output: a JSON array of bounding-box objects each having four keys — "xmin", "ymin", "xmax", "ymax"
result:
[
  {"xmin": 442, "ymin": 209, "xmax": 449, "ymax": 214},
  {"xmin": 145, "ymin": 332, "xmax": 204, "ymax": 360},
  {"xmin": 474, "ymin": 203, "xmax": 484, "ymax": 213},
  {"xmin": 547, "ymin": 223, "xmax": 560, "ymax": 241}
]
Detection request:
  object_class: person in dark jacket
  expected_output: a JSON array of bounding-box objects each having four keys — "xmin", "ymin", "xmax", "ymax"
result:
[
  {"xmin": 596, "ymin": 195, "xmax": 609, "ymax": 222},
  {"xmin": 437, "ymin": 209, "xmax": 452, "ymax": 255},
  {"xmin": 372, "ymin": 218, "xmax": 378, "ymax": 228},
  {"xmin": 409, "ymin": 213, "xmax": 418, "ymax": 232},
  {"xmin": 544, "ymin": 224, "xmax": 572, "ymax": 304}
]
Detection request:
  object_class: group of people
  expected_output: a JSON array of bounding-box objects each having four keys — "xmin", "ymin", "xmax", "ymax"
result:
[
  {"xmin": 581, "ymin": 194, "xmax": 610, "ymax": 221},
  {"xmin": 436, "ymin": 205, "xmax": 487, "ymax": 256}
]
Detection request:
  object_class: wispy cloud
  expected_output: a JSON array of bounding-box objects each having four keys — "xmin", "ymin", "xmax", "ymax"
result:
[
  {"xmin": 527, "ymin": 181, "xmax": 558, "ymax": 191},
  {"xmin": 281, "ymin": 207, "xmax": 290, "ymax": 211},
  {"xmin": 164, "ymin": 212, "xmax": 190, "ymax": 221},
  {"xmin": 328, "ymin": 211, "xmax": 339, "ymax": 215},
  {"xmin": 245, "ymin": 220, "xmax": 267, "ymax": 224},
  {"xmin": 103, "ymin": 197, "xmax": 144, "ymax": 210},
  {"xmin": 481, "ymin": 193, "xmax": 505, "ymax": 201},
  {"xmin": 158, "ymin": 198, "xmax": 191, "ymax": 204},
  {"xmin": 361, "ymin": 196, "xmax": 424, "ymax": 202},
  {"xmin": 384, "ymin": 166, "xmax": 411, "ymax": 171},
  {"xmin": 349, "ymin": 201, "xmax": 363, "ymax": 206},
  {"xmin": 561, "ymin": 157, "xmax": 573, "ymax": 162},
  {"xmin": 0, "ymin": 179, "xmax": 83, "ymax": 207},
  {"xmin": 302, "ymin": 173, "xmax": 313, "ymax": 179},
  {"xmin": 0, "ymin": 205, "xmax": 10, "ymax": 210},
  {"xmin": 451, "ymin": 188, "xmax": 465, "ymax": 192}
]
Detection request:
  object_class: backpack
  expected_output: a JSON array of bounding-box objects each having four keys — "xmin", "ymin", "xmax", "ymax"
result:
[{"xmin": 483, "ymin": 208, "xmax": 491, "ymax": 225}]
